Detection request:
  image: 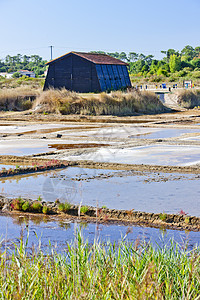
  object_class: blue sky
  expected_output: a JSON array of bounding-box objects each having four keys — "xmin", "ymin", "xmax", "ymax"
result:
[{"xmin": 0, "ymin": 0, "xmax": 200, "ymax": 61}]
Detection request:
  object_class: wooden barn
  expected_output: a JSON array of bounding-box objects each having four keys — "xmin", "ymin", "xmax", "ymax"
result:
[{"xmin": 44, "ymin": 51, "xmax": 131, "ymax": 92}]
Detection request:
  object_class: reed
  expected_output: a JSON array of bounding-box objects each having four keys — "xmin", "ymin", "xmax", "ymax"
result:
[
  {"xmin": 0, "ymin": 86, "xmax": 40, "ymax": 111},
  {"xmin": 0, "ymin": 232, "xmax": 200, "ymax": 299},
  {"xmin": 34, "ymin": 88, "xmax": 166, "ymax": 115},
  {"xmin": 177, "ymin": 89, "xmax": 200, "ymax": 108}
]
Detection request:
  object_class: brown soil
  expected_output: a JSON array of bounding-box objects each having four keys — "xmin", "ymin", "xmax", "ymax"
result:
[
  {"xmin": 0, "ymin": 163, "xmax": 68, "ymax": 178},
  {"xmin": 48, "ymin": 143, "xmax": 110, "ymax": 150}
]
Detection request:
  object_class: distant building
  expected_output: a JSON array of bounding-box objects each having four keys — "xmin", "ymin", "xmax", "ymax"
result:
[
  {"xmin": 0, "ymin": 72, "xmax": 14, "ymax": 78},
  {"xmin": 19, "ymin": 70, "xmax": 35, "ymax": 78},
  {"xmin": 44, "ymin": 51, "xmax": 131, "ymax": 92}
]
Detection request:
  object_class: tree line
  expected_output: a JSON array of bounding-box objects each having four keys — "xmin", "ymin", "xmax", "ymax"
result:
[
  {"xmin": 91, "ymin": 45, "xmax": 200, "ymax": 78},
  {"xmin": 0, "ymin": 54, "xmax": 47, "ymax": 76},
  {"xmin": 1, "ymin": 46, "xmax": 200, "ymax": 79}
]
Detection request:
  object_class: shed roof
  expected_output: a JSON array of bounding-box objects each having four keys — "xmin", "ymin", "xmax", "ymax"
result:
[{"xmin": 46, "ymin": 51, "xmax": 128, "ymax": 66}]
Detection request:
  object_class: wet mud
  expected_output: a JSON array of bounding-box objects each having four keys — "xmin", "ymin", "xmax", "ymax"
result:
[{"xmin": 48, "ymin": 143, "xmax": 110, "ymax": 150}]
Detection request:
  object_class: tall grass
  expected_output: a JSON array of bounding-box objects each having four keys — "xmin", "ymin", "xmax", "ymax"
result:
[
  {"xmin": 34, "ymin": 88, "xmax": 166, "ymax": 116},
  {"xmin": 0, "ymin": 86, "xmax": 41, "ymax": 111},
  {"xmin": 1, "ymin": 232, "xmax": 200, "ymax": 299},
  {"xmin": 177, "ymin": 89, "xmax": 200, "ymax": 108}
]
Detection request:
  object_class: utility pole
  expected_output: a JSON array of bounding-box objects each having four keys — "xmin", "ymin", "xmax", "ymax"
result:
[{"xmin": 49, "ymin": 46, "xmax": 54, "ymax": 60}]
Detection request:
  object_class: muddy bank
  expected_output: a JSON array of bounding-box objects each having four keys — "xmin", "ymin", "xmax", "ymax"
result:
[
  {"xmin": 1, "ymin": 155, "xmax": 200, "ymax": 174},
  {"xmin": 74, "ymin": 161, "xmax": 200, "ymax": 174},
  {"xmin": 0, "ymin": 161, "xmax": 69, "ymax": 178},
  {"xmin": 0, "ymin": 196, "xmax": 199, "ymax": 231}
]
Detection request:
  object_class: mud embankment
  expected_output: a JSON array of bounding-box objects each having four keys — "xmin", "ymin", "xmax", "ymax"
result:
[
  {"xmin": 1, "ymin": 155, "xmax": 200, "ymax": 175},
  {"xmin": 0, "ymin": 196, "xmax": 199, "ymax": 232},
  {"xmin": 0, "ymin": 161, "xmax": 69, "ymax": 178}
]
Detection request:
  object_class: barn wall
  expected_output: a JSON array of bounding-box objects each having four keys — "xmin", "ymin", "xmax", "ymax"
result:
[
  {"xmin": 43, "ymin": 64, "xmax": 55, "ymax": 90},
  {"xmin": 44, "ymin": 54, "xmax": 101, "ymax": 92}
]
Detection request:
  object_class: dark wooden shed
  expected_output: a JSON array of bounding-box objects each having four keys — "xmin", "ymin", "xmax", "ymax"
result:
[{"xmin": 44, "ymin": 52, "xmax": 131, "ymax": 92}]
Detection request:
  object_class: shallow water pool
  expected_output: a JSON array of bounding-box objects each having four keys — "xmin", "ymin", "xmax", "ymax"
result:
[
  {"xmin": 1, "ymin": 167, "xmax": 200, "ymax": 217},
  {"xmin": 64, "ymin": 145, "xmax": 200, "ymax": 166},
  {"xmin": 0, "ymin": 213, "xmax": 199, "ymax": 252}
]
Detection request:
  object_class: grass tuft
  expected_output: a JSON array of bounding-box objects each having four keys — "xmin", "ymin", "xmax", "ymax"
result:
[
  {"xmin": 80, "ymin": 206, "xmax": 89, "ymax": 214},
  {"xmin": 58, "ymin": 202, "xmax": 71, "ymax": 213},
  {"xmin": 31, "ymin": 201, "xmax": 42, "ymax": 213},
  {"xmin": 42, "ymin": 205, "xmax": 49, "ymax": 214}
]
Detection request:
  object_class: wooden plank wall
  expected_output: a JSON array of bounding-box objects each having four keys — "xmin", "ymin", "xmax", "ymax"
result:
[{"xmin": 44, "ymin": 54, "xmax": 101, "ymax": 92}]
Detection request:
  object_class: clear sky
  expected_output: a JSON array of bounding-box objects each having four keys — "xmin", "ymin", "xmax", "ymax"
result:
[{"xmin": 0, "ymin": 0, "xmax": 200, "ymax": 61}]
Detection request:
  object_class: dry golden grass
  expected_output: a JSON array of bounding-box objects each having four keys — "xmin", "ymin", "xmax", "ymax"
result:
[
  {"xmin": 0, "ymin": 86, "xmax": 41, "ymax": 111},
  {"xmin": 34, "ymin": 88, "xmax": 166, "ymax": 115},
  {"xmin": 177, "ymin": 89, "xmax": 200, "ymax": 108}
]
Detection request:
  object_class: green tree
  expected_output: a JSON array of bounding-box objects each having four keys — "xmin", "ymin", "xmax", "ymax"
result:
[
  {"xmin": 107, "ymin": 52, "xmax": 120, "ymax": 59},
  {"xmin": 12, "ymin": 72, "xmax": 21, "ymax": 78},
  {"xmin": 191, "ymin": 58, "xmax": 200, "ymax": 69},
  {"xmin": 181, "ymin": 45, "xmax": 195, "ymax": 60},
  {"xmin": 128, "ymin": 52, "xmax": 138, "ymax": 62},
  {"xmin": 161, "ymin": 49, "xmax": 179, "ymax": 63},
  {"xmin": 144, "ymin": 55, "xmax": 154, "ymax": 66},
  {"xmin": 194, "ymin": 47, "xmax": 200, "ymax": 57},
  {"xmin": 169, "ymin": 54, "xmax": 181, "ymax": 73},
  {"xmin": 119, "ymin": 52, "xmax": 128, "ymax": 61}
]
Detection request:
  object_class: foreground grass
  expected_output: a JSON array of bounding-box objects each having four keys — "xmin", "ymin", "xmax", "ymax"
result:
[{"xmin": 1, "ymin": 233, "xmax": 200, "ymax": 299}]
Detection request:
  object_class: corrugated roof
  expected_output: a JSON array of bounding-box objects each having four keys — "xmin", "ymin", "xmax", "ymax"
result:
[{"xmin": 46, "ymin": 51, "xmax": 128, "ymax": 66}]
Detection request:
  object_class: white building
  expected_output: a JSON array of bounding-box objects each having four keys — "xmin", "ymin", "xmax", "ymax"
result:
[
  {"xmin": 19, "ymin": 70, "xmax": 35, "ymax": 78},
  {"xmin": 0, "ymin": 72, "xmax": 14, "ymax": 78}
]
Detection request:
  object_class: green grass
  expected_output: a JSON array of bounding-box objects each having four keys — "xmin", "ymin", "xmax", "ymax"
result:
[
  {"xmin": 21, "ymin": 201, "xmax": 30, "ymax": 212},
  {"xmin": 0, "ymin": 232, "xmax": 200, "ymax": 299},
  {"xmin": 159, "ymin": 212, "xmax": 167, "ymax": 221},
  {"xmin": 80, "ymin": 206, "xmax": 89, "ymax": 214},
  {"xmin": 58, "ymin": 202, "xmax": 71, "ymax": 213},
  {"xmin": 31, "ymin": 201, "xmax": 42, "ymax": 213},
  {"xmin": 42, "ymin": 205, "xmax": 49, "ymax": 214}
]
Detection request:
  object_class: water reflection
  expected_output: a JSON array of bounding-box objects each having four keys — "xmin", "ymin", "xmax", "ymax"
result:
[
  {"xmin": 1, "ymin": 167, "xmax": 200, "ymax": 216},
  {"xmin": 0, "ymin": 213, "xmax": 199, "ymax": 253}
]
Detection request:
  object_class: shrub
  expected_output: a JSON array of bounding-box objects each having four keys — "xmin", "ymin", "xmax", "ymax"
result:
[
  {"xmin": 37, "ymin": 196, "xmax": 42, "ymax": 202},
  {"xmin": 11, "ymin": 197, "xmax": 24, "ymax": 211},
  {"xmin": 159, "ymin": 213, "xmax": 167, "ymax": 221},
  {"xmin": 42, "ymin": 206, "xmax": 49, "ymax": 214},
  {"xmin": 22, "ymin": 201, "xmax": 30, "ymax": 212},
  {"xmin": 185, "ymin": 217, "xmax": 190, "ymax": 224},
  {"xmin": 177, "ymin": 90, "xmax": 200, "ymax": 108},
  {"xmin": 58, "ymin": 202, "xmax": 71, "ymax": 213},
  {"xmin": 0, "ymin": 86, "xmax": 40, "ymax": 111},
  {"xmin": 168, "ymin": 75, "xmax": 178, "ymax": 82},
  {"xmin": 31, "ymin": 201, "xmax": 42, "ymax": 213},
  {"xmin": 192, "ymin": 71, "xmax": 200, "ymax": 79},
  {"xmin": 80, "ymin": 206, "xmax": 89, "ymax": 214},
  {"xmin": 20, "ymin": 99, "xmax": 32, "ymax": 110}
]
